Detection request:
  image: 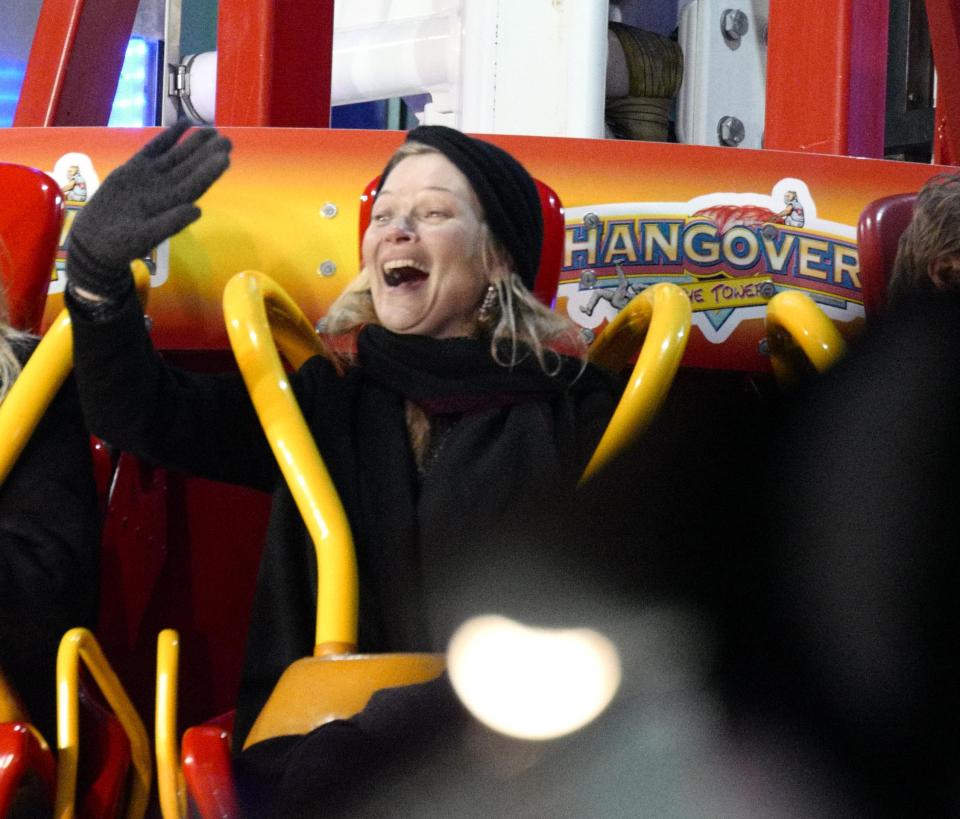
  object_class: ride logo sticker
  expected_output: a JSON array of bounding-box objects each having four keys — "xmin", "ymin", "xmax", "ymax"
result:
[
  {"xmin": 47, "ymin": 153, "xmax": 169, "ymax": 294},
  {"xmin": 558, "ymin": 178, "xmax": 862, "ymax": 359}
]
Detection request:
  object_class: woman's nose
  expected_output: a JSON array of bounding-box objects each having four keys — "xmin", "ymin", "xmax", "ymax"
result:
[{"xmin": 385, "ymin": 215, "xmax": 416, "ymax": 241}]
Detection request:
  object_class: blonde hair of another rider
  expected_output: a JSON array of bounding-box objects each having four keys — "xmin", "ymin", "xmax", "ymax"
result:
[{"xmin": 0, "ymin": 284, "xmax": 34, "ymax": 402}]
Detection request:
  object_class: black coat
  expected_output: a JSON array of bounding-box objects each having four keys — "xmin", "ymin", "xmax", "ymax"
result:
[
  {"xmin": 68, "ymin": 291, "xmax": 621, "ymax": 748},
  {"xmin": 0, "ymin": 339, "xmax": 100, "ymax": 742}
]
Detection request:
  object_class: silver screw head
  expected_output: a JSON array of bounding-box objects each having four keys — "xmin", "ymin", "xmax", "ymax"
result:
[
  {"xmin": 320, "ymin": 202, "xmax": 338, "ymax": 219},
  {"xmin": 584, "ymin": 212, "xmax": 601, "ymax": 228},
  {"xmin": 717, "ymin": 115, "xmax": 746, "ymax": 146},
  {"xmin": 721, "ymin": 9, "xmax": 749, "ymax": 46},
  {"xmin": 318, "ymin": 260, "xmax": 337, "ymax": 277}
]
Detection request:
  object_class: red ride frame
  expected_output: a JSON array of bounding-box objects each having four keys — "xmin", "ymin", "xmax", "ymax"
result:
[{"xmin": 14, "ymin": 0, "xmax": 334, "ymax": 128}]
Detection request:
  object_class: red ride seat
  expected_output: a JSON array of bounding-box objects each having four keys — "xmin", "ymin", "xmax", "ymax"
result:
[
  {"xmin": 856, "ymin": 192, "xmax": 917, "ymax": 320},
  {"xmin": 0, "ymin": 162, "xmax": 63, "ymax": 333}
]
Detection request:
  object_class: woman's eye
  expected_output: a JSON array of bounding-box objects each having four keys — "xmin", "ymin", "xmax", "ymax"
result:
[{"xmin": 372, "ymin": 212, "xmax": 391, "ymax": 224}]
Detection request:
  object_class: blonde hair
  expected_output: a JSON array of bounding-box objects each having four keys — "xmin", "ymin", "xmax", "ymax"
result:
[
  {"xmin": 322, "ymin": 142, "xmax": 586, "ymax": 373},
  {"xmin": 0, "ymin": 285, "xmax": 34, "ymax": 402},
  {"xmin": 889, "ymin": 173, "xmax": 960, "ymax": 304}
]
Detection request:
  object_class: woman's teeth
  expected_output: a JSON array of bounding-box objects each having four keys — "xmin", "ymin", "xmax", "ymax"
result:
[{"xmin": 383, "ymin": 261, "xmax": 429, "ymax": 287}]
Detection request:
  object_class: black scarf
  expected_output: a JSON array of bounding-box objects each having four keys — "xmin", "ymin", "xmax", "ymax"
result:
[
  {"xmin": 356, "ymin": 324, "xmax": 617, "ymax": 415},
  {"xmin": 340, "ymin": 326, "xmax": 622, "ymax": 655}
]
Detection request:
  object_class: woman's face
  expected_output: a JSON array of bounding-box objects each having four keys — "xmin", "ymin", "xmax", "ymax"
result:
[{"xmin": 363, "ymin": 152, "xmax": 491, "ymax": 338}]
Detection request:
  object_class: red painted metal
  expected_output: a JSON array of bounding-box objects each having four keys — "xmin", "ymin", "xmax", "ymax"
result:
[
  {"xmin": 0, "ymin": 163, "xmax": 63, "ymax": 332},
  {"xmin": 96, "ymin": 451, "xmax": 270, "ymax": 732},
  {"xmin": 926, "ymin": 0, "xmax": 960, "ymax": 164},
  {"xmin": 358, "ymin": 176, "xmax": 565, "ymax": 308},
  {"xmin": 0, "ymin": 723, "xmax": 56, "ymax": 815},
  {"xmin": 76, "ymin": 686, "xmax": 132, "ymax": 819},
  {"xmin": 182, "ymin": 718, "xmax": 240, "ymax": 819},
  {"xmin": 215, "ymin": 0, "xmax": 334, "ymax": 126},
  {"xmin": 13, "ymin": 0, "xmax": 140, "ymax": 127},
  {"xmin": 856, "ymin": 192, "xmax": 918, "ymax": 319},
  {"xmin": 89, "ymin": 438, "xmax": 115, "ymax": 520},
  {"xmin": 848, "ymin": 0, "xmax": 890, "ymax": 157},
  {"xmin": 0, "ymin": 705, "xmax": 130, "ymax": 819},
  {"xmin": 933, "ymin": 107, "xmax": 957, "ymax": 165},
  {"xmin": 766, "ymin": 0, "xmax": 888, "ymax": 157}
]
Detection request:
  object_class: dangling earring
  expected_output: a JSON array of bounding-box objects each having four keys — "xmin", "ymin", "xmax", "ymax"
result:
[{"xmin": 477, "ymin": 284, "xmax": 499, "ymax": 327}]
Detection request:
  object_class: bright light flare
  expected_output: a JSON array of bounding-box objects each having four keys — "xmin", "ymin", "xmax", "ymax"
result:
[{"xmin": 448, "ymin": 614, "xmax": 621, "ymax": 741}]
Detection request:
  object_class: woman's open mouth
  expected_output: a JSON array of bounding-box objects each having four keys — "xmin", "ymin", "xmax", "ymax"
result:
[{"xmin": 383, "ymin": 259, "xmax": 429, "ymax": 287}]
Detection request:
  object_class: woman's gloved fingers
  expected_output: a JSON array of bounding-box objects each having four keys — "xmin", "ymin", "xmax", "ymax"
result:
[
  {"xmin": 153, "ymin": 127, "xmax": 226, "ymax": 173},
  {"xmin": 137, "ymin": 119, "xmax": 193, "ymax": 160},
  {"xmin": 156, "ymin": 134, "xmax": 232, "ymax": 191},
  {"xmin": 141, "ymin": 205, "xmax": 203, "ymax": 245},
  {"xmin": 147, "ymin": 151, "xmax": 231, "ymax": 216}
]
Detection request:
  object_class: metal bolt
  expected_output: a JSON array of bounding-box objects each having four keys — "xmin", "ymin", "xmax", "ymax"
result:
[
  {"xmin": 318, "ymin": 260, "xmax": 337, "ymax": 277},
  {"xmin": 584, "ymin": 212, "xmax": 601, "ymax": 228},
  {"xmin": 721, "ymin": 8, "xmax": 749, "ymax": 49},
  {"xmin": 320, "ymin": 202, "xmax": 338, "ymax": 219},
  {"xmin": 717, "ymin": 115, "xmax": 746, "ymax": 147}
]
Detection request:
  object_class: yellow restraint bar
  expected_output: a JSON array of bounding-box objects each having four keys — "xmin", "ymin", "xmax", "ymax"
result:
[
  {"xmin": 155, "ymin": 629, "xmax": 185, "ymax": 819},
  {"xmin": 55, "ymin": 628, "xmax": 151, "ymax": 819},
  {"xmin": 582, "ymin": 283, "xmax": 692, "ymax": 482},
  {"xmin": 223, "ymin": 271, "xmax": 358, "ymax": 656},
  {"xmin": 0, "ymin": 262, "xmax": 151, "ymax": 487},
  {"xmin": 0, "ymin": 309, "xmax": 73, "ymax": 487},
  {"xmin": 764, "ymin": 289, "xmax": 847, "ymax": 385}
]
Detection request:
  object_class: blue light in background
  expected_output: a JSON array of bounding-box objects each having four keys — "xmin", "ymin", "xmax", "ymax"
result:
[
  {"xmin": 0, "ymin": 36, "xmax": 156, "ymax": 127},
  {"xmin": 108, "ymin": 37, "xmax": 155, "ymax": 127},
  {"xmin": 0, "ymin": 61, "xmax": 25, "ymax": 126}
]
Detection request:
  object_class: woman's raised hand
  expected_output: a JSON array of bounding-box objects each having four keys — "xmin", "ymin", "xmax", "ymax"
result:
[{"xmin": 66, "ymin": 120, "xmax": 232, "ymax": 301}]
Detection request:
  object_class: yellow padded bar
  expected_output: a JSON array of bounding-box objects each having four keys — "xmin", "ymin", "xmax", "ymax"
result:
[
  {"xmin": 0, "ymin": 261, "xmax": 151, "ymax": 487},
  {"xmin": 55, "ymin": 628, "xmax": 151, "ymax": 819},
  {"xmin": 582, "ymin": 283, "xmax": 692, "ymax": 482},
  {"xmin": 0, "ymin": 310, "xmax": 73, "ymax": 487},
  {"xmin": 0, "ymin": 668, "xmax": 29, "ymax": 725},
  {"xmin": 765, "ymin": 289, "xmax": 847, "ymax": 384},
  {"xmin": 223, "ymin": 271, "xmax": 357, "ymax": 655},
  {"xmin": 155, "ymin": 629, "xmax": 185, "ymax": 819}
]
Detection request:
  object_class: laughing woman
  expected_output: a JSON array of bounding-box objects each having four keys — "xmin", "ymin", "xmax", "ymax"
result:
[{"xmin": 64, "ymin": 122, "xmax": 621, "ymax": 806}]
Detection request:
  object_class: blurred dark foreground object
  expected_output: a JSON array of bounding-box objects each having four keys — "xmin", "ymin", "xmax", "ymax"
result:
[{"xmin": 237, "ymin": 293, "xmax": 960, "ymax": 816}]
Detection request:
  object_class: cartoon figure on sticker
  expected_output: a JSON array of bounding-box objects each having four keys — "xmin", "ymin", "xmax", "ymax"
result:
[
  {"xmin": 51, "ymin": 153, "xmax": 100, "ymax": 201},
  {"xmin": 61, "ymin": 164, "xmax": 88, "ymax": 202},
  {"xmin": 775, "ymin": 189, "xmax": 805, "ymax": 228},
  {"xmin": 579, "ymin": 262, "xmax": 640, "ymax": 317}
]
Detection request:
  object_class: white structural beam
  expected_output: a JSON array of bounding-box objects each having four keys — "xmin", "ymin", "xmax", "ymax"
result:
[
  {"xmin": 459, "ymin": 0, "xmax": 609, "ymax": 137},
  {"xmin": 176, "ymin": 0, "xmax": 611, "ymax": 138}
]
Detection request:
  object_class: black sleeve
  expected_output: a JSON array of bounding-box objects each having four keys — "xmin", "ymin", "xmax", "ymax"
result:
[
  {"xmin": 0, "ymin": 373, "xmax": 100, "ymax": 742},
  {"xmin": 69, "ymin": 287, "xmax": 282, "ymax": 490}
]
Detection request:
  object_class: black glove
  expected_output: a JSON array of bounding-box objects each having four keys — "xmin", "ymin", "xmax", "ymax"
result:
[{"xmin": 66, "ymin": 119, "xmax": 232, "ymax": 301}]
